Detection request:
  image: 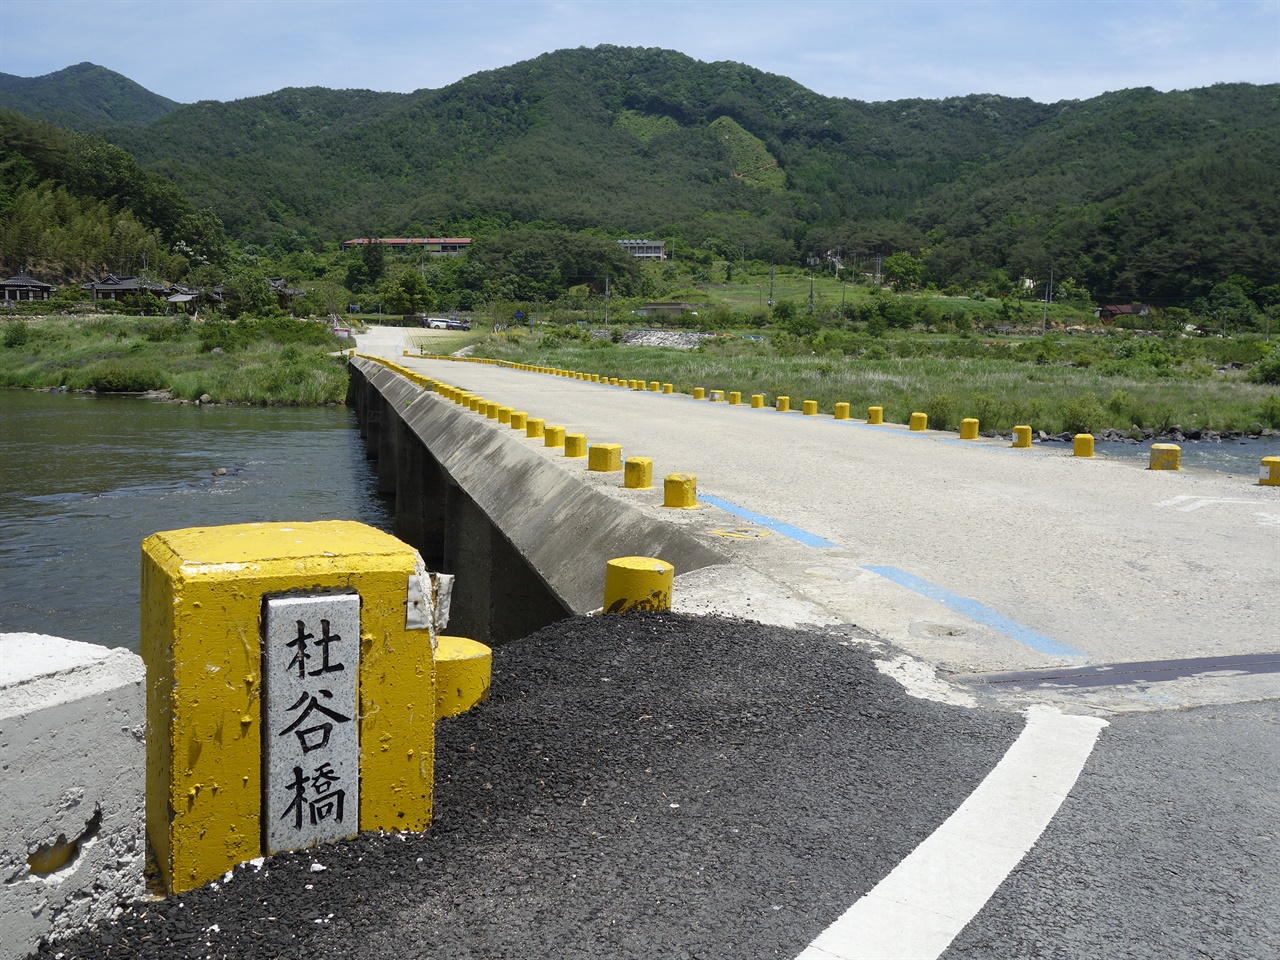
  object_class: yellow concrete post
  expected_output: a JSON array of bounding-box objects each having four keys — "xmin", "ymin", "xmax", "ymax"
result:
[
  {"xmin": 960, "ymin": 418, "xmax": 979, "ymax": 440},
  {"xmin": 510, "ymin": 411, "xmax": 528, "ymax": 430},
  {"xmin": 526, "ymin": 418, "xmax": 545, "ymax": 439},
  {"xmin": 663, "ymin": 383, "xmax": 673, "ymax": 394},
  {"xmin": 1013, "ymin": 425, "xmax": 1032, "ymax": 448},
  {"xmin": 497, "ymin": 406, "xmax": 512, "ymax": 424},
  {"xmin": 729, "ymin": 391, "xmax": 742, "ymax": 405},
  {"xmin": 434, "ymin": 637, "xmax": 492, "ymax": 719},
  {"xmin": 663, "ymin": 473, "xmax": 698, "ymax": 508},
  {"xmin": 693, "ymin": 387, "xmax": 706, "ymax": 400},
  {"xmin": 588, "ymin": 443, "xmax": 623, "ymax": 472},
  {"xmin": 1073, "ymin": 434, "xmax": 1095, "ymax": 458},
  {"xmin": 834, "ymin": 403, "xmax": 850, "ymax": 420},
  {"xmin": 564, "ymin": 433, "xmax": 588, "ymax": 458},
  {"xmin": 624, "ymin": 457, "xmax": 654, "ymax": 489},
  {"xmin": 603, "ymin": 556, "xmax": 674, "ymax": 614},
  {"xmin": 751, "ymin": 394, "xmax": 765, "ymax": 409},
  {"xmin": 867, "ymin": 406, "xmax": 884, "ymax": 424},
  {"xmin": 141, "ymin": 521, "xmax": 489, "ymax": 895},
  {"xmin": 776, "ymin": 396, "xmax": 790, "ymax": 412},
  {"xmin": 650, "ymin": 381, "xmax": 661, "ymax": 392},
  {"xmin": 468, "ymin": 397, "xmax": 481, "ymax": 412},
  {"xmin": 1260, "ymin": 456, "xmax": 1280, "ymax": 486},
  {"xmin": 544, "ymin": 425, "xmax": 566, "ymax": 448},
  {"xmin": 1149, "ymin": 443, "xmax": 1181, "ymax": 470},
  {"xmin": 910, "ymin": 412, "xmax": 928, "ymax": 431},
  {"xmin": 487, "ymin": 403, "xmax": 502, "ymax": 420},
  {"xmin": 802, "ymin": 400, "xmax": 818, "ymax": 416}
]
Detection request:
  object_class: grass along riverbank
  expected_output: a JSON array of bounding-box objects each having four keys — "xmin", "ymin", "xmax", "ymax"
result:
[
  {"xmin": 0, "ymin": 315, "xmax": 352, "ymax": 405},
  {"xmin": 465, "ymin": 329, "xmax": 1280, "ymax": 436}
]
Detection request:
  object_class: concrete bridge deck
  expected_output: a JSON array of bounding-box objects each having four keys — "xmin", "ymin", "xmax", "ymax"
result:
[{"xmin": 358, "ymin": 328, "xmax": 1279, "ymax": 715}]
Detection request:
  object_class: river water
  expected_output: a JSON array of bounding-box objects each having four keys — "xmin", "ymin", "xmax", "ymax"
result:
[{"xmin": 0, "ymin": 391, "xmax": 392, "ymax": 653}]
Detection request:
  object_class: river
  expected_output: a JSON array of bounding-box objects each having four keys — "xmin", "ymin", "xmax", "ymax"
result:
[{"xmin": 0, "ymin": 390, "xmax": 393, "ymax": 653}]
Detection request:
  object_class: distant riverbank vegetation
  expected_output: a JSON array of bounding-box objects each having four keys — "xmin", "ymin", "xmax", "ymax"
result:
[{"xmin": 0, "ymin": 315, "xmax": 350, "ymax": 405}]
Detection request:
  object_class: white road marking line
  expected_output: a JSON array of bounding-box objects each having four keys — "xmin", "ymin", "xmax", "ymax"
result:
[
  {"xmin": 795, "ymin": 706, "xmax": 1108, "ymax": 960},
  {"xmin": 1155, "ymin": 494, "xmax": 1263, "ymax": 512}
]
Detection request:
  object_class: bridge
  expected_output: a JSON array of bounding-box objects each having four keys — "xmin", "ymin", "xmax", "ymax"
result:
[{"xmin": 351, "ymin": 328, "xmax": 1279, "ymax": 715}]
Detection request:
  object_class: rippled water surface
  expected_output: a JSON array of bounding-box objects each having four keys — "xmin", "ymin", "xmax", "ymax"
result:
[{"xmin": 0, "ymin": 391, "xmax": 392, "ymax": 652}]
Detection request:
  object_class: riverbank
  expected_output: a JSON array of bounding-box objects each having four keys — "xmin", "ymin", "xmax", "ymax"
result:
[{"xmin": 0, "ymin": 315, "xmax": 351, "ymax": 405}]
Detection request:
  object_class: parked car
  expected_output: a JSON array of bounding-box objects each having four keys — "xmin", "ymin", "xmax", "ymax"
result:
[
  {"xmin": 424, "ymin": 317, "xmax": 452, "ymax": 329},
  {"xmin": 445, "ymin": 319, "xmax": 471, "ymax": 331}
]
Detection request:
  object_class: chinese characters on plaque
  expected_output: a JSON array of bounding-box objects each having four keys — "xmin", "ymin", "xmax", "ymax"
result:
[{"xmin": 263, "ymin": 594, "xmax": 360, "ymax": 852}]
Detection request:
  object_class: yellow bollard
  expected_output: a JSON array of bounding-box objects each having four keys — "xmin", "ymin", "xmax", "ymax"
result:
[
  {"xmin": 910, "ymin": 412, "xmax": 928, "ymax": 431},
  {"xmin": 509, "ymin": 411, "xmax": 527, "ymax": 430},
  {"xmin": 1261, "ymin": 456, "xmax": 1280, "ymax": 486},
  {"xmin": 867, "ymin": 406, "xmax": 884, "ymax": 424},
  {"xmin": 603, "ymin": 556, "xmax": 674, "ymax": 614},
  {"xmin": 1149, "ymin": 443, "xmax": 1181, "ymax": 470},
  {"xmin": 545, "ymin": 425, "xmax": 566, "ymax": 448},
  {"xmin": 834, "ymin": 402, "xmax": 850, "ymax": 420},
  {"xmin": 693, "ymin": 387, "xmax": 706, "ymax": 400},
  {"xmin": 564, "ymin": 433, "xmax": 588, "ymax": 458},
  {"xmin": 663, "ymin": 473, "xmax": 698, "ymax": 508},
  {"xmin": 141, "ymin": 521, "xmax": 489, "ymax": 894},
  {"xmin": 1012, "ymin": 425, "xmax": 1032, "ymax": 448},
  {"xmin": 526, "ymin": 417, "xmax": 545, "ymax": 439},
  {"xmin": 751, "ymin": 394, "xmax": 764, "ymax": 409},
  {"xmin": 776, "ymin": 396, "xmax": 790, "ymax": 412},
  {"xmin": 1073, "ymin": 434, "xmax": 1095, "ymax": 458},
  {"xmin": 498, "ymin": 406, "xmax": 512, "ymax": 424},
  {"xmin": 663, "ymin": 383, "xmax": 673, "ymax": 394},
  {"xmin": 435, "ymin": 636, "xmax": 492, "ymax": 719},
  {"xmin": 469, "ymin": 397, "xmax": 481, "ymax": 412},
  {"xmin": 650, "ymin": 381, "xmax": 661, "ymax": 392},
  {"xmin": 960, "ymin": 418, "xmax": 979, "ymax": 440},
  {"xmin": 729, "ymin": 391, "xmax": 742, "ymax": 405},
  {"xmin": 802, "ymin": 400, "xmax": 818, "ymax": 416},
  {"xmin": 588, "ymin": 443, "xmax": 623, "ymax": 472},
  {"xmin": 487, "ymin": 403, "xmax": 501, "ymax": 420},
  {"xmin": 624, "ymin": 457, "xmax": 654, "ymax": 489}
]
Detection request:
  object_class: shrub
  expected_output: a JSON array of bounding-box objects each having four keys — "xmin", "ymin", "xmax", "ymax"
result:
[
  {"xmin": 73, "ymin": 361, "xmax": 169, "ymax": 392},
  {"xmin": 1261, "ymin": 394, "xmax": 1280, "ymax": 429},
  {"xmin": 1062, "ymin": 393, "xmax": 1108, "ymax": 434},
  {"xmin": 1247, "ymin": 355, "xmax": 1280, "ymax": 385},
  {"xmin": 3, "ymin": 321, "xmax": 31, "ymax": 348},
  {"xmin": 923, "ymin": 394, "xmax": 958, "ymax": 431}
]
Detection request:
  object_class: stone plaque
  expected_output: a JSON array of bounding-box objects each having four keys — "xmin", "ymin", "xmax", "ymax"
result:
[{"xmin": 262, "ymin": 594, "xmax": 360, "ymax": 853}]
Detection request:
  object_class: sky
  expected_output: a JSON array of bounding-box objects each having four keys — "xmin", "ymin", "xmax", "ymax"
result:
[{"xmin": 1, "ymin": 0, "xmax": 1277, "ymax": 105}]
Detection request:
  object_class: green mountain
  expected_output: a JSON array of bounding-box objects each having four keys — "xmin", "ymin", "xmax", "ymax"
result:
[
  {"xmin": 2, "ymin": 47, "xmax": 1277, "ymax": 301},
  {"xmin": 0, "ymin": 62, "xmax": 181, "ymax": 130}
]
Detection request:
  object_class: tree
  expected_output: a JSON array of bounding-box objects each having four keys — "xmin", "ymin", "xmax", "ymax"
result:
[
  {"xmin": 222, "ymin": 267, "xmax": 275, "ymax": 319},
  {"xmin": 882, "ymin": 252, "xmax": 924, "ymax": 291}
]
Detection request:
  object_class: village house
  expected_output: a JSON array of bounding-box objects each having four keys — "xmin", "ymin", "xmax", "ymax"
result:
[
  {"xmin": 617, "ymin": 239, "xmax": 666, "ymax": 261},
  {"xmin": 339, "ymin": 238, "xmax": 472, "ymax": 255},
  {"xmin": 1, "ymin": 270, "xmax": 55, "ymax": 301},
  {"xmin": 1097, "ymin": 303, "xmax": 1151, "ymax": 323},
  {"xmin": 80, "ymin": 274, "xmax": 170, "ymax": 302}
]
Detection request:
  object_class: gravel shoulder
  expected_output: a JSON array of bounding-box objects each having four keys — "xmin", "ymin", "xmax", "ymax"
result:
[{"xmin": 33, "ymin": 613, "xmax": 1021, "ymax": 960}]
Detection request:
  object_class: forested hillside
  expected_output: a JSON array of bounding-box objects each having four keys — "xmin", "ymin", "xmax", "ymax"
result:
[
  {"xmin": 0, "ymin": 62, "xmax": 180, "ymax": 130},
  {"xmin": 1, "ymin": 46, "xmax": 1276, "ymax": 304}
]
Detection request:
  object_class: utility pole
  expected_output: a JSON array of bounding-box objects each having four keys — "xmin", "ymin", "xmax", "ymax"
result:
[
  {"xmin": 604, "ymin": 275, "xmax": 609, "ymax": 326},
  {"xmin": 768, "ymin": 267, "xmax": 775, "ymax": 307},
  {"xmin": 1042, "ymin": 267, "xmax": 1053, "ymax": 334}
]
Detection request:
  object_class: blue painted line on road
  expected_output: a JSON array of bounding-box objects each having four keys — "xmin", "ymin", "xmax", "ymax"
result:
[
  {"xmin": 697, "ymin": 494, "xmax": 839, "ymax": 548},
  {"xmin": 862, "ymin": 565, "xmax": 1087, "ymax": 659}
]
